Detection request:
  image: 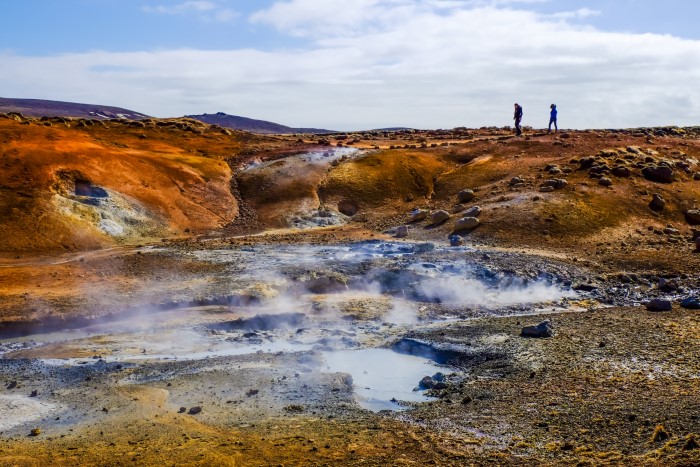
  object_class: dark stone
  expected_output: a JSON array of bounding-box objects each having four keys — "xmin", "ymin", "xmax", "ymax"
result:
[
  {"xmin": 457, "ymin": 189, "xmax": 475, "ymax": 203},
  {"xmin": 646, "ymin": 299, "xmax": 673, "ymax": 312},
  {"xmin": 541, "ymin": 179, "xmax": 568, "ymax": 190},
  {"xmin": 598, "ymin": 177, "xmax": 613, "ymax": 187},
  {"xmin": 680, "ymin": 296, "xmax": 700, "ymax": 310},
  {"xmin": 449, "ymin": 235, "xmax": 464, "ymax": 247},
  {"xmin": 520, "ymin": 320, "xmax": 553, "ymax": 338},
  {"xmin": 578, "ymin": 157, "xmax": 595, "ymax": 169},
  {"xmin": 642, "ymin": 166, "xmax": 675, "ymax": 183},
  {"xmin": 612, "ymin": 166, "xmax": 631, "ymax": 177},
  {"xmin": 649, "ymin": 193, "xmax": 665, "ymax": 211},
  {"xmin": 685, "ymin": 210, "xmax": 700, "ymax": 225},
  {"xmin": 188, "ymin": 406, "xmax": 202, "ymax": 415},
  {"xmin": 418, "ymin": 376, "xmax": 436, "ymax": 390}
]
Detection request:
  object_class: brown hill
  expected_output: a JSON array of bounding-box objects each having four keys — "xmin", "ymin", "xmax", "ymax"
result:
[
  {"xmin": 0, "ymin": 97, "xmax": 150, "ymax": 120},
  {"xmin": 0, "ymin": 115, "xmax": 250, "ymax": 253},
  {"xmin": 2, "ymin": 112, "xmax": 700, "ymax": 274},
  {"xmin": 187, "ymin": 111, "xmax": 334, "ymax": 134}
]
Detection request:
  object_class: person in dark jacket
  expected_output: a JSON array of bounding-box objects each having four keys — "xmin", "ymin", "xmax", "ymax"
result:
[
  {"xmin": 513, "ymin": 103, "xmax": 523, "ymax": 136},
  {"xmin": 548, "ymin": 104, "xmax": 558, "ymax": 133}
]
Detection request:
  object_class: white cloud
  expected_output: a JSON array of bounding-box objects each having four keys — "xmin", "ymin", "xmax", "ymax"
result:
[
  {"xmin": 142, "ymin": 1, "xmax": 237, "ymax": 21},
  {"xmin": 549, "ymin": 7, "xmax": 600, "ymax": 20},
  {"xmin": 2, "ymin": 1, "xmax": 700, "ymax": 130}
]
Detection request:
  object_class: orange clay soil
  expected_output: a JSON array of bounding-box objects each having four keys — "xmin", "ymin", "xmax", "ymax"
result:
[{"xmin": 2, "ymin": 115, "xmax": 700, "ymax": 466}]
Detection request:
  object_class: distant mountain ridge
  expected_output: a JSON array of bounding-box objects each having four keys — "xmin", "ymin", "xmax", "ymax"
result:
[
  {"xmin": 0, "ymin": 97, "xmax": 150, "ymax": 120},
  {"xmin": 187, "ymin": 112, "xmax": 334, "ymax": 134},
  {"xmin": 0, "ymin": 98, "xmax": 335, "ymax": 134}
]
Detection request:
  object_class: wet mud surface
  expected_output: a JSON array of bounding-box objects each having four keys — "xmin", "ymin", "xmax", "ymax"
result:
[{"xmin": 2, "ymin": 238, "xmax": 699, "ymax": 465}]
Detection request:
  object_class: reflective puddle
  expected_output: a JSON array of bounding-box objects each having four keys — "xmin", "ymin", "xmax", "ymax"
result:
[{"xmin": 321, "ymin": 348, "xmax": 443, "ymax": 412}]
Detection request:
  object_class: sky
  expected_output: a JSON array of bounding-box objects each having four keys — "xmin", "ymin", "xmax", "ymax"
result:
[{"xmin": 1, "ymin": 0, "xmax": 699, "ymax": 130}]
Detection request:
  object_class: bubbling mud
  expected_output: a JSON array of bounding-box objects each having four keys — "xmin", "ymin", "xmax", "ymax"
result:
[{"xmin": 0, "ymin": 240, "xmax": 577, "ymax": 416}]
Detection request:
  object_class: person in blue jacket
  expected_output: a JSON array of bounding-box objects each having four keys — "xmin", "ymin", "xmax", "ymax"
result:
[
  {"xmin": 513, "ymin": 103, "xmax": 523, "ymax": 136},
  {"xmin": 548, "ymin": 104, "xmax": 558, "ymax": 133}
]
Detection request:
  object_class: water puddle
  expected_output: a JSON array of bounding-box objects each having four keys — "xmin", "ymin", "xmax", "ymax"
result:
[{"xmin": 321, "ymin": 348, "xmax": 444, "ymax": 412}]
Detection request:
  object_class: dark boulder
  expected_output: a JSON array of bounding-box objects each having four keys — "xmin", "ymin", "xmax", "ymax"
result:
[
  {"xmin": 642, "ymin": 166, "xmax": 675, "ymax": 183},
  {"xmin": 680, "ymin": 296, "xmax": 700, "ymax": 310},
  {"xmin": 520, "ymin": 320, "xmax": 553, "ymax": 338},
  {"xmin": 457, "ymin": 189, "xmax": 475, "ymax": 203},
  {"xmin": 685, "ymin": 210, "xmax": 700, "ymax": 225},
  {"xmin": 646, "ymin": 299, "xmax": 673, "ymax": 312},
  {"xmin": 649, "ymin": 193, "xmax": 665, "ymax": 211}
]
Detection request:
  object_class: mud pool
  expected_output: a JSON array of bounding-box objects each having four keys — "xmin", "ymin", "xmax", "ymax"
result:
[{"xmin": 0, "ymin": 239, "xmax": 582, "ymax": 436}]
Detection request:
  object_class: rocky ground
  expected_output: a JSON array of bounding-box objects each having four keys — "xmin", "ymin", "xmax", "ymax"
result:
[{"xmin": 1, "ymin": 114, "xmax": 700, "ymax": 465}]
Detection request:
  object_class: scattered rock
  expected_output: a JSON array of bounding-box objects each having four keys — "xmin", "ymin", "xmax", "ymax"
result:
[
  {"xmin": 578, "ymin": 157, "xmax": 595, "ymax": 169},
  {"xmin": 246, "ymin": 389, "xmax": 259, "ymax": 397},
  {"xmin": 178, "ymin": 407, "xmax": 186, "ymax": 413},
  {"xmin": 6, "ymin": 381, "xmax": 17, "ymax": 390},
  {"xmin": 598, "ymin": 177, "xmax": 613, "ymax": 187},
  {"xmin": 409, "ymin": 209, "xmax": 429, "ymax": 222},
  {"xmin": 395, "ymin": 225, "xmax": 409, "ymax": 238},
  {"xmin": 188, "ymin": 406, "xmax": 202, "ymax": 415},
  {"xmin": 539, "ymin": 186, "xmax": 555, "ymax": 193},
  {"xmin": 462, "ymin": 206, "xmax": 482, "ymax": 218},
  {"xmin": 418, "ymin": 376, "xmax": 436, "ymax": 390},
  {"xmin": 646, "ymin": 299, "xmax": 673, "ymax": 312},
  {"xmin": 30, "ymin": 428, "xmax": 41, "ymax": 437},
  {"xmin": 612, "ymin": 166, "xmax": 631, "ymax": 177},
  {"xmin": 685, "ymin": 210, "xmax": 700, "ymax": 225},
  {"xmin": 509, "ymin": 176, "xmax": 525, "ymax": 186},
  {"xmin": 449, "ymin": 235, "xmax": 464, "ymax": 246},
  {"xmin": 642, "ymin": 166, "xmax": 675, "ymax": 183},
  {"xmin": 457, "ymin": 189, "xmax": 475, "ymax": 203},
  {"xmin": 429, "ymin": 210, "xmax": 450, "ymax": 225},
  {"xmin": 663, "ymin": 227, "xmax": 679, "ymax": 236},
  {"xmin": 520, "ymin": 320, "xmax": 553, "ymax": 338},
  {"xmin": 29, "ymin": 390, "xmax": 38, "ymax": 397},
  {"xmin": 696, "ymin": 236, "xmax": 700, "ymax": 252},
  {"xmin": 680, "ymin": 296, "xmax": 700, "ymax": 310},
  {"xmin": 649, "ymin": 193, "xmax": 665, "ymax": 211},
  {"xmin": 541, "ymin": 179, "xmax": 568, "ymax": 190},
  {"xmin": 454, "ymin": 217, "xmax": 479, "ymax": 232},
  {"xmin": 658, "ymin": 278, "xmax": 679, "ymax": 291}
]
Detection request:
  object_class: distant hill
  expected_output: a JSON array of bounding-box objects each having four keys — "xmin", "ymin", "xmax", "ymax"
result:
[
  {"xmin": 0, "ymin": 97, "xmax": 150, "ymax": 120},
  {"xmin": 187, "ymin": 112, "xmax": 334, "ymax": 134}
]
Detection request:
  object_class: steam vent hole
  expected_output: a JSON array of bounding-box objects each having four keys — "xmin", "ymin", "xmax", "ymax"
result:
[
  {"xmin": 75, "ymin": 179, "xmax": 108, "ymax": 198},
  {"xmin": 338, "ymin": 199, "xmax": 358, "ymax": 216}
]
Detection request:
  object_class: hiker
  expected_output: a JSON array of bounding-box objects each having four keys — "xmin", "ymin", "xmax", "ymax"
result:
[
  {"xmin": 513, "ymin": 103, "xmax": 523, "ymax": 136},
  {"xmin": 548, "ymin": 104, "xmax": 558, "ymax": 133}
]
